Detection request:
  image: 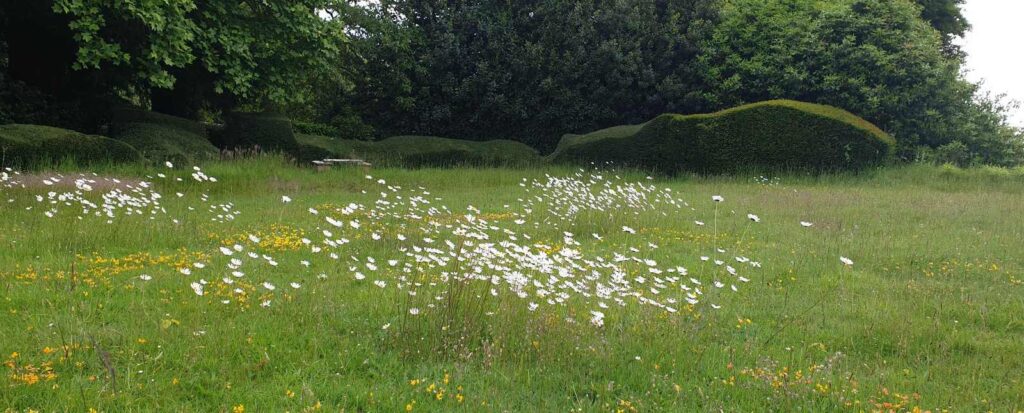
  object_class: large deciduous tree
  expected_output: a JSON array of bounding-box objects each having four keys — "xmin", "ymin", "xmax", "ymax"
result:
[
  {"xmin": 914, "ymin": 0, "xmax": 969, "ymax": 54},
  {"xmin": 695, "ymin": 0, "xmax": 1016, "ymax": 162},
  {"xmin": 343, "ymin": 0, "xmax": 720, "ymax": 150},
  {"xmin": 47, "ymin": 0, "xmax": 349, "ymax": 117}
]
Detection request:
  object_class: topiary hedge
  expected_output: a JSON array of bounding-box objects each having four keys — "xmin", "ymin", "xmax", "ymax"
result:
[
  {"xmin": 214, "ymin": 111, "xmax": 300, "ymax": 155},
  {"xmin": 108, "ymin": 106, "xmax": 219, "ymax": 163},
  {"xmin": 373, "ymin": 136, "xmax": 540, "ymax": 167},
  {"xmin": 293, "ymin": 121, "xmax": 342, "ymax": 139},
  {"xmin": 295, "ymin": 133, "xmax": 371, "ymax": 158},
  {"xmin": 0, "ymin": 124, "xmax": 142, "ymax": 168},
  {"xmin": 295, "ymin": 134, "xmax": 540, "ymax": 167},
  {"xmin": 550, "ymin": 100, "xmax": 896, "ymax": 173},
  {"xmin": 555, "ymin": 123, "xmax": 647, "ymax": 152}
]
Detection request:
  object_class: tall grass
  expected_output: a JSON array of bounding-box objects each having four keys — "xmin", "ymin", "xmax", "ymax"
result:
[{"xmin": 0, "ymin": 161, "xmax": 1021, "ymax": 411}]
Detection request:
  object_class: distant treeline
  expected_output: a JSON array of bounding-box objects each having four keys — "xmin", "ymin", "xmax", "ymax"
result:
[{"xmin": 1, "ymin": 0, "xmax": 1021, "ymax": 165}]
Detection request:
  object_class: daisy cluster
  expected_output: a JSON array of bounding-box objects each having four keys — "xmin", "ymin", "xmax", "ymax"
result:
[
  {"xmin": 173, "ymin": 171, "xmax": 763, "ymax": 326},
  {"xmin": 514, "ymin": 171, "xmax": 686, "ymax": 223},
  {"xmin": 3, "ymin": 164, "xmax": 848, "ymax": 328},
  {"xmin": 3, "ymin": 164, "xmax": 230, "ymax": 224}
]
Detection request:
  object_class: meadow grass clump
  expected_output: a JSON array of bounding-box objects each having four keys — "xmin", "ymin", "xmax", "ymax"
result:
[{"xmin": 0, "ymin": 161, "xmax": 1022, "ymax": 411}]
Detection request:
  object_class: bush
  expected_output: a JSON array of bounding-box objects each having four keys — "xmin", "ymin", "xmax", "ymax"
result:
[
  {"xmin": 214, "ymin": 112, "xmax": 299, "ymax": 154},
  {"xmin": 932, "ymin": 141, "xmax": 973, "ymax": 167},
  {"xmin": 550, "ymin": 100, "xmax": 895, "ymax": 173},
  {"xmin": 294, "ymin": 134, "xmax": 540, "ymax": 167},
  {"xmin": 293, "ymin": 121, "xmax": 342, "ymax": 138},
  {"xmin": 295, "ymin": 134, "xmax": 371, "ymax": 158},
  {"xmin": 108, "ymin": 106, "xmax": 218, "ymax": 163},
  {"xmin": 372, "ymin": 136, "xmax": 540, "ymax": 167},
  {"xmin": 0, "ymin": 76, "xmax": 103, "ymax": 132},
  {"xmin": 293, "ymin": 116, "xmax": 376, "ymax": 141},
  {"xmin": 556, "ymin": 123, "xmax": 647, "ymax": 152},
  {"xmin": 0, "ymin": 124, "xmax": 142, "ymax": 168},
  {"xmin": 110, "ymin": 106, "xmax": 209, "ymax": 136}
]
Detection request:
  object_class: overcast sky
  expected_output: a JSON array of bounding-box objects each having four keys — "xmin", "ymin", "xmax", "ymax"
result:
[{"xmin": 957, "ymin": 0, "xmax": 1024, "ymax": 127}]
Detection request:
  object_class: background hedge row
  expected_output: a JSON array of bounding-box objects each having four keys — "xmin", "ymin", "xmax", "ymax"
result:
[
  {"xmin": 1, "ymin": 100, "xmax": 894, "ymax": 172},
  {"xmin": 108, "ymin": 106, "xmax": 219, "ymax": 164},
  {"xmin": 0, "ymin": 124, "xmax": 142, "ymax": 168},
  {"xmin": 550, "ymin": 100, "xmax": 895, "ymax": 173}
]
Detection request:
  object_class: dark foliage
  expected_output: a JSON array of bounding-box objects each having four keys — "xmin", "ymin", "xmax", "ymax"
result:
[
  {"xmin": 0, "ymin": 124, "xmax": 142, "ymax": 168},
  {"xmin": 214, "ymin": 112, "xmax": 300, "ymax": 155},
  {"xmin": 108, "ymin": 106, "xmax": 218, "ymax": 163}
]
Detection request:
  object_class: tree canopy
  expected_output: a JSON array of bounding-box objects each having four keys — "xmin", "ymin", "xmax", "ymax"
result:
[
  {"xmin": 338, "ymin": 0, "xmax": 719, "ymax": 150},
  {"xmin": 914, "ymin": 0, "xmax": 969, "ymax": 53},
  {"xmin": 1, "ymin": 0, "xmax": 1020, "ymax": 165},
  {"xmin": 4, "ymin": 0, "xmax": 349, "ymax": 117}
]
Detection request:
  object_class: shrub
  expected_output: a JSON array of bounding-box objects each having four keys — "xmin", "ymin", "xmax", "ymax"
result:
[
  {"xmin": 555, "ymin": 123, "xmax": 647, "ymax": 154},
  {"xmin": 108, "ymin": 106, "xmax": 218, "ymax": 163},
  {"xmin": 294, "ymin": 134, "xmax": 540, "ymax": 167},
  {"xmin": 0, "ymin": 124, "xmax": 142, "ymax": 168},
  {"xmin": 110, "ymin": 106, "xmax": 209, "ymax": 136},
  {"xmin": 295, "ymin": 143, "xmax": 336, "ymax": 163},
  {"xmin": 293, "ymin": 121, "xmax": 342, "ymax": 139},
  {"xmin": 214, "ymin": 112, "xmax": 299, "ymax": 154},
  {"xmin": 295, "ymin": 134, "xmax": 371, "ymax": 158},
  {"xmin": 550, "ymin": 100, "xmax": 895, "ymax": 173},
  {"xmin": 932, "ymin": 141, "xmax": 973, "ymax": 167},
  {"xmin": 372, "ymin": 136, "xmax": 540, "ymax": 167}
]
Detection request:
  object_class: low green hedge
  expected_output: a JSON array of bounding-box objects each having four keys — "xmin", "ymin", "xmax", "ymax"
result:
[
  {"xmin": 109, "ymin": 107, "xmax": 218, "ymax": 163},
  {"xmin": 214, "ymin": 112, "xmax": 300, "ymax": 154},
  {"xmin": 110, "ymin": 106, "xmax": 208, "ymax": 136},
  {"xmin": 550, "ymin": 100, "xmax": 895, "ymax": 173},
  {"xmin": 295, "ymin": 134, "xmax": 371, "ymax": 158},
  {"xmin": 293, "ymin": 121, "xmax": 342, "ymax": 139},
  {"xmin": 373, "ymin": 136, "xmax": 540, "ymax": 167},
  {"xmin": 0, "ymin": 124, "xmax": 142, "ymax": 168},
  {"xmin": 555, "ymin": 123, "xmax": 647, "ymax": 152},
  {"xmin": 295, "ymin": 134, "xmax": 540, "ymax": 167}
]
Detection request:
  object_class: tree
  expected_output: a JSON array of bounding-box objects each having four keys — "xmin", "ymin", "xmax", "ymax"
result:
[
  {"xmin": 344, "ymin": 0, "xmax": 720, "ymax": 150},
  {"xmin": 49, "ymin": 0, "xmax": 349, "ymax": 116},
  {"xmin": 695, "ymin": 0, "xmax": 1012, "ymax": 161},
  {"xmin": 914, "ymin": 0, "xmax": 969, "ymax": 54}
]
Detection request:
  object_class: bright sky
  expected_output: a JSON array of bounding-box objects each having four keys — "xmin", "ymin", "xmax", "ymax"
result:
[{"xmin": 957, "ymin": 0, "xmax": 1024, "ymax": 127}]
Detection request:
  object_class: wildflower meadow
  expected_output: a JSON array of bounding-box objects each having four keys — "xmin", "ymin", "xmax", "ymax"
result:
[{"xmin": 1, "ymin": 159, "xmax": 1022, "ymax": 411}]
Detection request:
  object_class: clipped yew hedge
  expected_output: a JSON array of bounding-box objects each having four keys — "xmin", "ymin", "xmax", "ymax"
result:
[
  {"xmin": 550, "ymin": 100, "xmax": 895, "ymax": 173},
  {"xmin": 295, "ymin": 134, "xmax": 540, "ymax": 167},
  {"xmin": 373, "ymin": 136, "xmax": 540, "ymax": 167},
  {"xmin": 108, "ymin": 106, "xmax": 219, "ymax": 163},
  {"xmin": 0, "ymin": 124, "xmax": 142, "ymax": 168},
  {"xmin": 214, "ymin": 111, "xmax": 300, "ymax": 154}
]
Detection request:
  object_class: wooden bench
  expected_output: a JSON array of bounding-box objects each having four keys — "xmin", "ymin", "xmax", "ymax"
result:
[{"xmin": 312, "ymin": 158, "xmax": 372, "ymax": 173}]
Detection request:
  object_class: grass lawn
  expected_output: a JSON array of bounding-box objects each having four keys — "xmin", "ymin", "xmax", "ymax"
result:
[{"xmin": 1, "ymin": 159, "xmax": 1022, "ymax": 412}]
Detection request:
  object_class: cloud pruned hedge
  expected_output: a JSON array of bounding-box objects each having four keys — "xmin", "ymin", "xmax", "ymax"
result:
[
  {"xmin": 296, "ymin": 134, "xmax": 540, "ymax": 167},
  {"xmin": 0, "ymin": 124, "xmax": 142, "ymax": 168},
  {"xmin": 109, "ymin": 107, "xmax": 219, "ymax": 163},
  {"xmin": 214, "ymin": 112, "xmax": 300, "ymax": 155},
  {"xmin": 550, "ymin": 100, "xmax": 895, "ymax": 173}
]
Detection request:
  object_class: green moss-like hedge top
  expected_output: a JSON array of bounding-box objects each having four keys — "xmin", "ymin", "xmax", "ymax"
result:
[
  {"xmin": 109, "ymin": 106, "xmax": 219, "ymax": 163},
  {"xmin": 213, "ymin": 112, "xmax": 300, "ymax": 155},
  {"xmin": 375, "ymin": 136, "xmax": 540, "ymax": 166},
  {"xmin": 555, "ymin": 123, "xmax": 647, "ymax": 152},
  {"xmin": 296, "ymin": 134, "xmax": 540, "ymax": 167},
  {"xmin": 0, "ymin": 124, "xmax": 142, "ymax": 168},
  {"xmin": 550, "ymin": 100, "xmax": 896, "ymax": 173}
]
